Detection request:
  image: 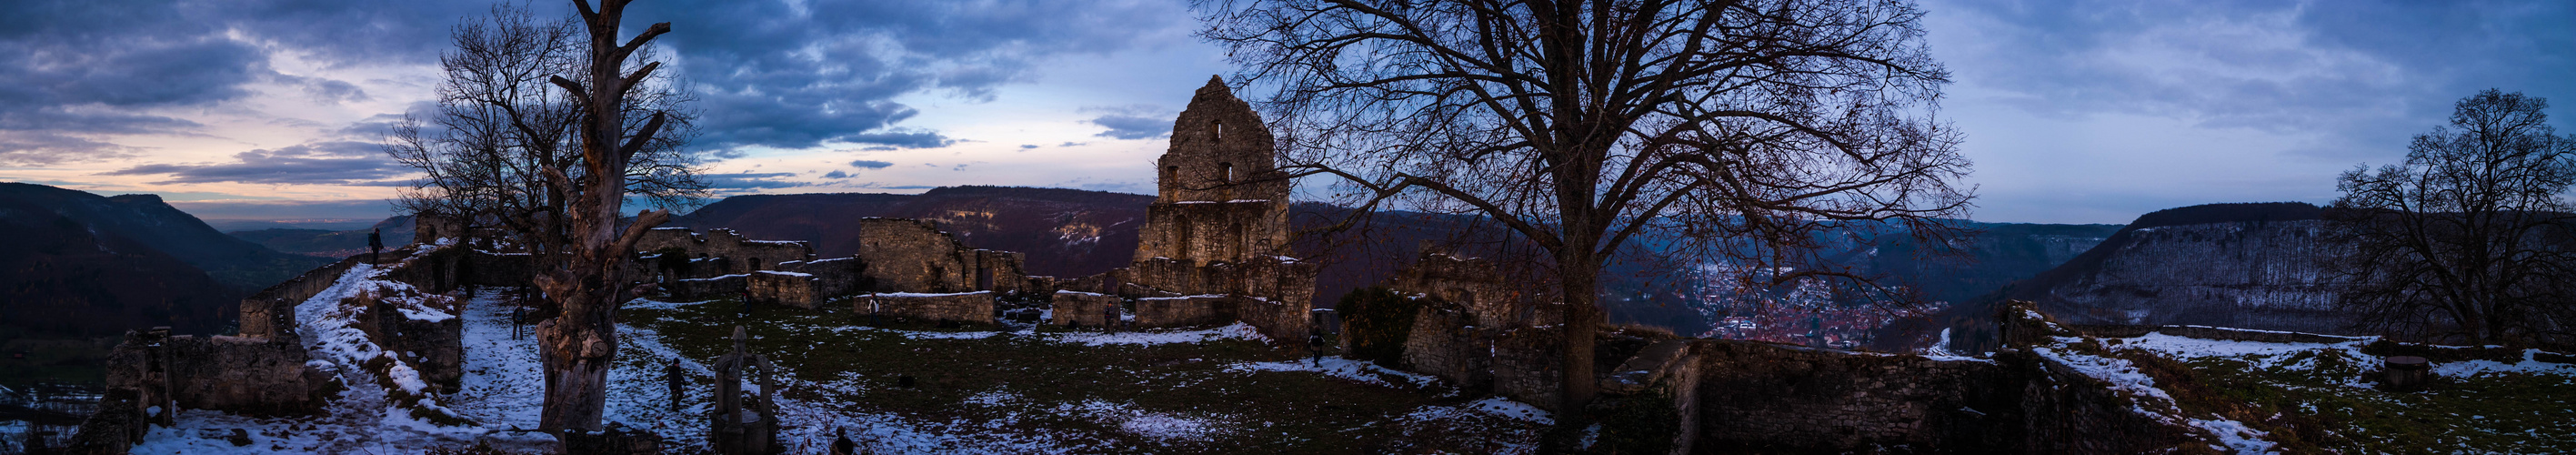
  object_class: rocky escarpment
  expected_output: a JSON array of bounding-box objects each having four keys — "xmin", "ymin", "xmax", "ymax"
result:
[{"xmin": 2008, "ymin": 202, "xmax": 2351, "ymax": 334}]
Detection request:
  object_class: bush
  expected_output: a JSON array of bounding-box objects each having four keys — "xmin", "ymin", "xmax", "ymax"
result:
[{"xmin": 1338, "ymin": 287, "xmax": 1418, "ymax": 365}]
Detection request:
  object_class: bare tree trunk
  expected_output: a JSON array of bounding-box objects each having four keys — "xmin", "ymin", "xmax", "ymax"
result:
[
  {"xmin": 534, "ymin": 0, "xmax": 673, "ymax": 433},
  {"xmin": 1557, "ymin": 264, "xmax": 1599, "ymax": 414}
]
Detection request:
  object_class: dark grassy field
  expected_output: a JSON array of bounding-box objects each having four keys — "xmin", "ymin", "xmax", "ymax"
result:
[{"xmin": 616, "ymin": 296, "xmax": 1547, "ymax": 453}]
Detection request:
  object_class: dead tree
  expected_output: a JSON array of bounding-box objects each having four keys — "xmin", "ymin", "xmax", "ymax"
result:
[
  {"xmin": 527, "ymin": 0, "xmax": 677, "ymax": 433},
  {"xmin": 2330, "ymin": 89, "xmax": 2576, "ymax": 347},
  {"xmin": 386, "ymin": 3, "xmax": 704, "ymax": 281},
  {"xmin": 1198, "ymin": 0, "xmax": 1973, "ymax": 415}
]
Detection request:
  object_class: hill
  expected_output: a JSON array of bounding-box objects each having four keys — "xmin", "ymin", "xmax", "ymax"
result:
[
  {"xmin": 670, "ymin": 186, "xmax": 1155, "ymax": 278},
  {"xmin": 0, "ymin": 182, "xmax": 334, "ymax": 348},
  {"xmin": 226, "ymin": 216, "xmax": 419, "ymax": 258}
]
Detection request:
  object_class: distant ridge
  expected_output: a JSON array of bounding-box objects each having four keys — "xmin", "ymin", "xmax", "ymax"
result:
[{"xmin": 0, "ymin": 182, "xmax": 331, "ymax": 338}]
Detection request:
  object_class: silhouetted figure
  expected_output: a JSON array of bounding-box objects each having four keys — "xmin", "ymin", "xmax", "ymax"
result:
[
  {"xmin": 511, "ymin": 306, "xmax": 526, "ymax": 339},
  {"xmin": 366, "ymin": 228, "xmax": 383, "ymax": 264},
  {"xmin": 666, "ymin": 358, "xmax": 687, "ymax": 411},
  {"xmin": 830, "ymin": 428, "xmax": 857, "ymax": 455},
  {"xmin": 1307, "ymin": 332, "xmax": 1326, "ymax": 367}
]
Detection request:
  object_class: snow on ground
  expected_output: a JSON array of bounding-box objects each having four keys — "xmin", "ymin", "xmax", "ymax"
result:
[
  {"xmin": 135, "ymin": 263, "xmax": 530, "ymax": 454},
  {"xmin": 2431, "ymin": 349, "xmax": 2576, "ymax": 379},
  {"xmin": 2032, "ymin": 341, "xmax": 2279, "ymax": 454},
  {"xmin": 1055, "ymin": 322, "xmax": 1268, "ymax": 346},
  {"xmin": 1227, "ymin": 357, "xmax": 1440, "ymax": 389}
]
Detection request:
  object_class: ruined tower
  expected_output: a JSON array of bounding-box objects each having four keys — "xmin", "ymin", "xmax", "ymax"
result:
[{"xmin": 1133, "ymin": 76, "xmax": 1292, "ymax": 266}]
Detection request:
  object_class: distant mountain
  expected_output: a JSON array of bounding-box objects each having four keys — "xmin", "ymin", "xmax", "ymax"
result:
[
  {"xmin": 670, "ymin": 186, "xmax": 1156, "ymax": 278},
  {"xmin": 1919, "ymin": 202, "xmax": 2355, "ymax": 352},
  {"xmin": 228, "ymin": 216, "xmax": 417, "ymax": 258},
  {"xmin": 0, "ymin": 183, "xmax": 332, "ymax": 339},
  {"xmin": 2003, "ymin": 202, "xmax": 2349, "ymax": 333}
]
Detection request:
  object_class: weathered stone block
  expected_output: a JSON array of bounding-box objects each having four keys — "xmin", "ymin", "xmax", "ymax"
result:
[
  {"xmin": 1050, "ymin": 291, "xmax": 1121, "ymax": 329},
  {"xmin": 860, "ymin": 291, "xmax": 996, "ymax": 325},
  {"xmin": 747, "ymin": 270, "xmax": 820, "ymax": 309},
  {"xmin": 1135, "ymin": 295, "xmax": 1235, "ymax": 329}
]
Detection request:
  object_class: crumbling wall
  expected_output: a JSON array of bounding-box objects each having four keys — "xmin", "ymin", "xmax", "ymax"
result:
[
  {"xmin": 1389, "ymin": 251, "xmax": 1523, "ymax": 328},
  {"xmin": 747, "ymin": 270, "xmax": 819, "ymax": 308},
  {"xmin": 633, "ymin": 228, "xmax": 814, "ymax": 275},
  {"xmin": 1233, "ymin": 257, "xmax": 1318, "ymax": 340},
  {"xmin": 1133, "ymin": 76, "xmax": 1292, "ymax": 267},
  {"xmin": 669, "ymin": 274, "xmax": 749, "ymax": 300},
  {"xmin": 1398, "ymin": 300, "xmax": 1491, "ymax": 390},
  {"xmin": 1689, "ymin": 340, "xmax": 2025, "ymax": 452},
  {"xmin": 1490, "ymin": 326, "xmax": 1563, "ymax": 410},
  {"xmin": 1050, "ymin": 291, "xmax": 1121, "ymax": 328},
  {"xmin": 239, "ymin": 255, "xmax": 369, "ymax": 339},
  {"xmin": 1135, "ymin": 296, "xmax": 1236, "ymax": 329},
  {"xmin": 861, "ymin": 291, "xmax": 996, "ymax": 325}
]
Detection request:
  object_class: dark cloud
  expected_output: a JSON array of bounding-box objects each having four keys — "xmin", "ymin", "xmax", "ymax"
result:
[
  {"xmin": 835, "ymin": 130, "xmax": 957, "ymax": 149},
  {"xmin": 821, "ymin": 170, "xmax": 851, "ymax": 179},
  {"xmin": 1083, "ymin": 105, "xmax": 1173, "ymax": 139},
  {"xmin": 1929, "ymin": 0, "xmax": 2576, "ymax": 154},
  {"xmin": 620, "ymin": 0, "xmax": 1177, "ymax": 151},
  {"xmin": 105, "ymin": 141, "xmax": 408, "ymax": 185},
  {"xmin": 848, "ymin": 159, "xmax": 893, "ymax": 168},
  {"xmin": 168, "ymin": 198, "xmax": 399, "ymax": 222}
]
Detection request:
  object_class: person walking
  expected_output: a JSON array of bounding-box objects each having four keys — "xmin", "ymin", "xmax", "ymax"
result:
[
  {"xmin": 666, "ymin": 359, "xmax": 687, "ymax": 411},
  {"xmin": 1307, "ymin": 331, "xmax": 1327, "ymax": 367},
  {"xmin": 366, "ymin": 228, "xmax": 383, "ymax": 264}
]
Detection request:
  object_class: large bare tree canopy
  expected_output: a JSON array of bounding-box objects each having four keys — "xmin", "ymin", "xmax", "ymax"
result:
[
  {"xmin": 2331, "ymin": 89, "xmax": 2576, "ymax": 347},
  {"xmin": 1198, "ymin": 0, "xmax": 1972, "ymax": 414},
  {"xmin": 386, "ymin": 3, "xmax": 705, "ymax": 271}
]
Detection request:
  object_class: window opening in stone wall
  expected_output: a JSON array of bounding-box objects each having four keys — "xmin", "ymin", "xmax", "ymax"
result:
[
  {"xmin": 1215, "ymin": 121, "xmax": 1224, "ymax": 141},
  {"xmin": 1220, "ymin": 163, "xmax": 1235, "ymax": 183}
]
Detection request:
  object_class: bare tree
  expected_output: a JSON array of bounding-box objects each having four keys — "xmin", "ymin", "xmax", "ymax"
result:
[
  {"xmin": 2330, "ymin": 89, "xmax": 2576, "ymax": 347},
  {"xmin": 1199, "ymin": 0, "xmax": 1972, "ymax": 415},
  {"xmin": 387, "ymin": 2, "xmax": 704, "ymax": 276}
]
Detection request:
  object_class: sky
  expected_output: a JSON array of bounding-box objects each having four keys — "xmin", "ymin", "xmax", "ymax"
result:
[{"xmin": 0, "ymin": 0, "xmax": 2566, "ymax": 225}]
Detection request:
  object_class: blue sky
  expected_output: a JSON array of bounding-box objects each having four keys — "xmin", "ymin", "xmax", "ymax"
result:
[{"xmin": 0, "ymin": 0, "xmax": 2565, "ymax": 224}]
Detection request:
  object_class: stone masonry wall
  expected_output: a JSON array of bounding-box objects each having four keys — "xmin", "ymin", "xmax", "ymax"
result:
[
  {"xmin": 1050, "ymin": 291, "xmax": 1120, "ymax": 329},
  {"xmin": 633, "ymin": 228, "xmax": 815, "ymax": 275},
  {"xmin": 1398, "ymin": 300, "xmax": 1492, "ymax": 390},
  {"xmin": 1689, "ymin": 340, "xmax": 2028, "ymax": 453},
  {"xmin": 748, "ymin": 270, "xmax": 820, "ymax": 309},
  {"xmin": 861, "ymin": 292, "xmax": 997, "ymax": 325},
  {"xmin": 1135, "ymin": 296, "xmax": 1236, "ymax": 329}
]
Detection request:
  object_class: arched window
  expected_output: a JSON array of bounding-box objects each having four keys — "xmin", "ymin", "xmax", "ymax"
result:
[
  {"xmin": 1219, "ymin": 162, "xmax": 1235, "ymax": 183},
  {"xmin": 1214, "ymin": 121, "xmax": 1225, "ymax": 141}
]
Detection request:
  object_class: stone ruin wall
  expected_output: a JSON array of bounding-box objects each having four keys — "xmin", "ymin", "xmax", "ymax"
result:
[
  {"xmin": 634, "ymin": 228, "xmax": 816, "ymax": 276},
  {"xmin": 849, "ymin": 217, "xmax": 1027, "ymax": 295},
  {"xmin": 1134, "ymin": 296, "xmax": 1236, "ymax": 329},
  {"xmin": 858, "ymin": 292, "xmax": 997, "ymax": 325},
  {"xmin": 1050, "ymin": 291, "xmax": 1120, "ymax": 328}
]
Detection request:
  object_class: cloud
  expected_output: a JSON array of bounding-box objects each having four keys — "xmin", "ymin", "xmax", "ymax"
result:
[
  {"xmin": 848, "ymin": 159, "xmax": 893, "ymax": 168},
  {"xmin": 1059, "ymin": 141, "xmax": 1089, "ymax": 147},
  {"xmin": 104, "ymin": 141, "xmax": 409, "ymax": 185},
  {"xmin": 1926, "ymin": 0, "xmax": 2576, "ymax": 152},
  {"xmin": 699, "ymin": 172, "xmax": 812, "ymax": 191},
  {"xmin": 821, "ymin": 170, "xmax": 851, "ymax": 179},
  {"xmin": 836, "ymin": 130, "xmax": 957, "ymax": 149},
  {"xmin": 167, "ymin": 198, "xmax": 399, "ymax": 222},
  {"xmin": 1019, "ymin": 144, "xmax": 1039, "ymax": 149},
  {"xmin": 1082, "ymin": 105, "xmax": 1173, "ymax": 139},
  {"xmin": 620, "ymin": 0, "xmax": 1179, "ymax": 151}
]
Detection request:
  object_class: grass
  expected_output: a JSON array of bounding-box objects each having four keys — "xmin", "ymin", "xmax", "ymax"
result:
[
  {"xmin": 2110, "ymin": 339, "xmax": 2575, "ymax": 453},
  {"xmin": 617, "ymin": 297, "xmax": 1545, "ymax": 453}
]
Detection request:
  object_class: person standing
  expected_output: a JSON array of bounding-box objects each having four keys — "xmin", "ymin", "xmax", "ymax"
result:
[
  {"xmin": 1307, "ymin": 331, "xmax": 1327, "ymax": 367},
  {"xmin": 666, "ymin": 359, "xmax": 687, "ymax": 411},
  {"xmin": 366, "ymin": 228, "xmax": 384, "ymax": 264}
]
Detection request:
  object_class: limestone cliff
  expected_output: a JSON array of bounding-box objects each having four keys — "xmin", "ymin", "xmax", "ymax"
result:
[{"xmin": 2006, "ymin": 202, "xmax": 2352, "ymax": 334}]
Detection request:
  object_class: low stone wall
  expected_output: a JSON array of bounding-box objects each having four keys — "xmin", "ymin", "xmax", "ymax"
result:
[
  {"xmin": 670, "ymin": 274, "xmax": 749, "ymax": 300},
  {"xmin": 155, "ymin": 335, "xmax": 339, "ymax": 415},
  {"xmin": 1689, "ymin": 340, "xmax": 2026, "ymax": 452},
  {"xmin": 861, "ymin": 292, "xmax": 996, "ymax": 325},
  {"xmin": 1050, "ymin": 291, "xmax": 1120, "ymax": 329},
  {"xmin": 1399, "ymin": 301, "xmax": 1490, "ymax": 390},
  {"xmin": 1135, "ymin": 296, "xmax": 1235, "ymax": 329},
  {"xmin": 748, "ymin": 271, "xmax": 820, "ymax": 308},
  {"xmin": 1489, "ymin": 327, "xmax": 1563, "ymax": 410},
  {"xmin": 2068, "ymin": 324, "xmax": 2369, "ymax": 345},
  {"xmin": 239, "ymin": 255, "xmax": 369, "ymax": 340},
  {"xmin": 634, "ymin": 228, "xmax": 815, "ymax": 275}
]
